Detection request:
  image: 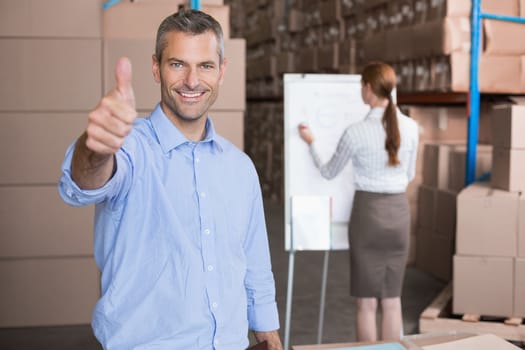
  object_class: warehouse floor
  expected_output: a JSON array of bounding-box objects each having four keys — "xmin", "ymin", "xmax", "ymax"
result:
[{"xmin": 0, "ymin": 200, "xmax": 499, "ymax": 350}]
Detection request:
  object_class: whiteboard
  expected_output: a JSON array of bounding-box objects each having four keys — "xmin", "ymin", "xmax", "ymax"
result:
[{"xmin": 284, "ymin": 74, "xmax": 370, "ymax": 251}]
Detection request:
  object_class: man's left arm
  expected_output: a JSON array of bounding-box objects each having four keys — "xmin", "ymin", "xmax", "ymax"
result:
[{"xmin": 244, "ymin": 178, "xmax": 282, "ymax": 350}]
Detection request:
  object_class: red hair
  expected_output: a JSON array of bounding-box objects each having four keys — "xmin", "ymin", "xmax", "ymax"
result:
[{"xmin": 361, "ymin": 62, "xmax": 400, "ymax": 166}]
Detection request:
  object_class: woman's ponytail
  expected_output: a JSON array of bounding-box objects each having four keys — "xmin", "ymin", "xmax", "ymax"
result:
[
  {"xmin": 361, "ymin": 62, "xmax": 401, "ymax": 166},
  {"xmin": 383, "ymin": 95, "xmax": 400, "ymax": 166}
]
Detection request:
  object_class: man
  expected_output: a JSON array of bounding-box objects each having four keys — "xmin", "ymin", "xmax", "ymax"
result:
[{"xmin": 59, "ymin": 9, "xmax": 282, "ymax": 350}]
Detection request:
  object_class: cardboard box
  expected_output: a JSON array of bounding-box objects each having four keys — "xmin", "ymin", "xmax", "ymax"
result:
[
  {"xmin": 0, "ymin": 0, "xmax": 102, "ymax": 38},
  {"xmin": 276, "ymin": 52, "xmax": 295, "ymax": 75},
  {"xmin": 453, "ymin": 255, "xmax": 513, "ymax": 317},
  {"xmin": 200, "ymin": 0, "xmax": 224, "ymax": 4},
  {"xmin": 424, "ymin": 0, "xmax": 519, "ymax": 18},
  {"xmin": 104, "ymin": 38, "xmax": 245, "ymax": 111},
  {"xmin": 491, "ymin": 104, "xmax": 525, "ymax": 149},
  {"xmin": 422, "ymin": 142, "xmax": 462, "ymax": 189},
  {"xmin": 0, "ymin": 38, "xmax": 102, "ymax": 111},
  {"xmin": 0, "ymin": 186, "xmax": 94, "ymax": 258},
  {"xmin": 456, "ymin": 182, "xmax": 519, "ymax": 257},
  {"xmin": 295, "ymin": 47, "xmax": 318, "ymax": 72},
  {"xmin": 484, "ymin": 19, "xmax": 525, "ymax": 55},
  {"xmin": 408, "ymin": 17, "xmax": 470, "ymax": 61},
  {"xmin": 416, "ymin": 228, "xmax": 454, "ymax": 282},
  {"xmin": 447, "ymin": 145, "xmax": 492, "ymax": 193},
  {"xmin": 407, "ymin": 105, "xmax": 464, "ymax": 142},
  {"xmin": 103, "ymin": 1, "xmax": 230, "ymax": 40},
  {"xmin": 491, "ymin": 147, "xmax": 525, "ymax": 192},
  {"xmin": 449, "ymin": 53, "xmax": 525, "ymax": 93},
  {"xmin": 317, "ymin": 43, "xmax": 339, "ymax": 71},
  {"xmin": 0, "ymin": 113, "xmax": 86, "ymax": 184},
  {"xmin": 247, "ymin": 55, "xmax": 277, "ymax": 80},
  {"xmin": 435, "ymin": 189, "xmax": 457, "ymax": 239},
  {"xmin": 515, "ymin": 258, "xmax": 525, "ymax": 317},
  {"xmin": 519, "ymin": 195, "xmax": 525, "ymax": 257},
  {"xmin": 411, "ymin": 17, "xmax": 470, "ymax": 58},
  {"xmin": 427, "ymin": 0, "xmax": 471, "ymax": 19},
  {"xmin": 424, "ymin": 0, "xmax": 518, "ymax": 20},
  {"xmin": 0, "ymin": 257, "xmax": 99, "ymax": 327},
  {"xmin": 362, "ymin": 17, "xmax": 470, "ymax": 63},
  {"xmin": 481, "ymin": 0, "xmax": 520, "ymax": 16},
  {"xmin": 417, "ymin": 185, "xmax": 437, "ymax": 230},
  {"xmin": 209, "ymin": 110, "xmax": 244, "ymax": 150},
  {"xmin": 319, "ymin": 0, "xmax": 342, "ymax": 24}
]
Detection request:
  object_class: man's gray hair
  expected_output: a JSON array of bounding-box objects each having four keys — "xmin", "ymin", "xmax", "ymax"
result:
[{"xmin": 155, "ymin": 9, "xmax": 225, "ymax": 63}]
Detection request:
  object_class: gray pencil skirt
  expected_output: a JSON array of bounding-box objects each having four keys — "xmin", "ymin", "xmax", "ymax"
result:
[{"xmin": 348, "ymin": 190, "xmax": 410, "ymax": 298}]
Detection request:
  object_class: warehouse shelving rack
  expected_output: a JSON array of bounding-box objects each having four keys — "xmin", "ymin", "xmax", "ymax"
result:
[{"xmin": 466, "ymin": 0, "xmax": 525, "ymax": 185}]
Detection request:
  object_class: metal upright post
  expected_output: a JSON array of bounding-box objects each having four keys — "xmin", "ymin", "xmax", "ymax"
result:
[
  {"xmin": 284, "ymin": 251, "xmax": 295, "ymax": 350},
  {"xmin": 466, "ymin": 0, "xmax": 481, "ymax": 186},
  {"xmin": 190, "ymin": 0, "xmax": 200, "ymax": 10},
  {"xmin": 317, "ymin": 251, "xmax": 330, "ymax": 344}
]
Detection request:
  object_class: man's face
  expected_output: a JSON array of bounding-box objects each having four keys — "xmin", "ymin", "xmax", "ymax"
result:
[{"xmin": 153, "ymin": 30, "xmax": 226, "ymax": 123}]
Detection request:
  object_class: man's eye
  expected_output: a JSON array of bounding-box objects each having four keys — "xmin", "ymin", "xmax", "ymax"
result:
[
  {"xmin": 202, "ymin": 64, "xmax": 214, "ymax": 69},
  {"xmin": 171, "ymin": 62, "xmax": 183, "ymax": 68}
]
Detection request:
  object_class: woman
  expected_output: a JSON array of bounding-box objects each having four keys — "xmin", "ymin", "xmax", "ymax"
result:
[{"xmin": 297, "ymin": 62, "xmax": 419, "ymax": 342}]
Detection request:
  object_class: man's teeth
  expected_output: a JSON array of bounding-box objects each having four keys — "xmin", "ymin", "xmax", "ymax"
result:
[{"xmin": 181, "ymin": 92, "xmax": 202, "ymax": 98}]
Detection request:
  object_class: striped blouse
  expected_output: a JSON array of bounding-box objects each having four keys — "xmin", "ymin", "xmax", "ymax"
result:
[{"xmin": 309, "ymin": 107, "xmax": 419, "ymax": 194}]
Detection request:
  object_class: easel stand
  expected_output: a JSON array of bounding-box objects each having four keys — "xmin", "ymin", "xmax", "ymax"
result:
[{"xmin": 284, "ymin": 250, "xmax": 331, "ymax": 350}]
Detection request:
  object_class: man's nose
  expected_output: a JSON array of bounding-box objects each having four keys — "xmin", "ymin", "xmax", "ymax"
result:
[{"xmin": 184, "ymin": 67, "xmax": 199, "ymax": 89}]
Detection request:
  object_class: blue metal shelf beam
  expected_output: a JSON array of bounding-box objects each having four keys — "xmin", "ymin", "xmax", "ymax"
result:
[{"xmin": 467, "ymin": 1, "xmax": 525, "ymax": 185}]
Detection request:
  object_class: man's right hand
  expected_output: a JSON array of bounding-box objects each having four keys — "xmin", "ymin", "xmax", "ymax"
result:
[
  {"xmin": 85, "ymin": 57, "xmax": 137, "ymax": 155},
  {"xmin": 71, "ymin": 57, "xmax": 137, "ymax": 189}
]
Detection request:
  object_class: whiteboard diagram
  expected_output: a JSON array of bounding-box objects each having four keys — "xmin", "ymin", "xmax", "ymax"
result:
[{"xmin": 284, "ymin": 74, "xmax": 370, "ymax": 251}]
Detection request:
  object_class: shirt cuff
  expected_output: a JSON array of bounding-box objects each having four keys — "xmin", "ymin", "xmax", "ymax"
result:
[
  {"xmin": 58, "ymin": 142, "xmax": 125, "ymax": 206},
  {"xmin": 248, "ymin": 301, "xmax": 280, "ymax": 332}
]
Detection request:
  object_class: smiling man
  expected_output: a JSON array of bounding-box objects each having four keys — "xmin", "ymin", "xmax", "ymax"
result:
[{"xmin": 58, "ymin": 9, "xmax": 282, "ymax": 350}]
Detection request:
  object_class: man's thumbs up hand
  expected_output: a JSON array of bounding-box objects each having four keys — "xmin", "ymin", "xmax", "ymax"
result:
[
  {"xmin": 85, "ymin": 57, "xmax": 138, "ymax": 155},
  {"xmin": 115, "ymin": 57, "xmax": 136, "ymax": 109}
]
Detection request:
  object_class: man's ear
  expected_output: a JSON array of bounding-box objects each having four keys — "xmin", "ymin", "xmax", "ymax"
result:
[
  {"xmin": 152, "ymin": 54, "xmax": 161, "ymax": 84},
  {"xmin": 218, "ymin": 57, "xmax": 227, "ymax": 85}
]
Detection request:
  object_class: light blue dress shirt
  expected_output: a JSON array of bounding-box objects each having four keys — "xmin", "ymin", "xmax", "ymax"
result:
[{"xmin": 58, "ymin": 104, "xmax": 280, "ymax": 350}]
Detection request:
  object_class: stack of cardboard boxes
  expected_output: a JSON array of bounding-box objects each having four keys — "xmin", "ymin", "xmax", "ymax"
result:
[
  {"xmin": 0, "ymin": 0, "xmax": 244, "ymax": 327},
  {"xmin": 0, "ymin": 0, "xmax": 102, "ymax": 327},
  {"xmin": 402, "ymin": 104, "xmax": 493, "ymax": 273},
  {"xmin": 226, "ymin": 0, "xmax": 525, "ymax": 202},
  {"xmin": 228, "ymin": 0, "xmax": 525, "ymax": 96},
  {"xmin": 454, "ymin": 102, "xmax": 525, "ymax": 318}
]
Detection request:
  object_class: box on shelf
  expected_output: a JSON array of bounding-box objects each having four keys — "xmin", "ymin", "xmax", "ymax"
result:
[
  {"xmin": 491, "ymin": 147, "xmax": 525, "ymax": 192},
  {"xmin": 456, "ymin": 182, "xmax": 519, "ymax": 257}
]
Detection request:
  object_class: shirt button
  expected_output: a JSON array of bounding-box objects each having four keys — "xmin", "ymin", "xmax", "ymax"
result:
[
  {"xmin": 207, "ymin": 265, "xmax": 214, "ymax": 271},
  {"xmin": 195, "ymin": 157, "xmax": 200, "ymax": 163},
  {"xmin": 204, "ymin": 229, "xmax": 210, "ymax": 235},
  {"xmin": 212, "ymin": 302, "xmax": 218, "ymax": 308},
  {"xmin": 200, "ymin": 192, "xmax": 206, "ymax": 198},
  {"xmin": 214, "ymin": 340, "xmax": 220, "ymax": 346}
]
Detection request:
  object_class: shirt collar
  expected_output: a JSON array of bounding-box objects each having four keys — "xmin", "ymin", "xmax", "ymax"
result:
[
  {"xmin": 367, "ymin": 107, "xmax": 385, "ymax": 119},
  {"xmin": 149, "ymin": 104, "xmax": 224, "ymax": 153}
]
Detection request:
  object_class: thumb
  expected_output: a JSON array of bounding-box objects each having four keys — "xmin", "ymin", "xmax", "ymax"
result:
[{"xmin": 115, "ymin": 57, "xmax": 135, "ymax": 107}]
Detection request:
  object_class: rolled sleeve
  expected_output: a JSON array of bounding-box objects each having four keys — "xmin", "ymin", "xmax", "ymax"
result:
[
  {"xmin": 58, "ymin": 141, "xmax": 130, "ymax": 206},
  {"xmin": 248, "ymin": 300, "xmax": 280, "ymax": 331}
]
